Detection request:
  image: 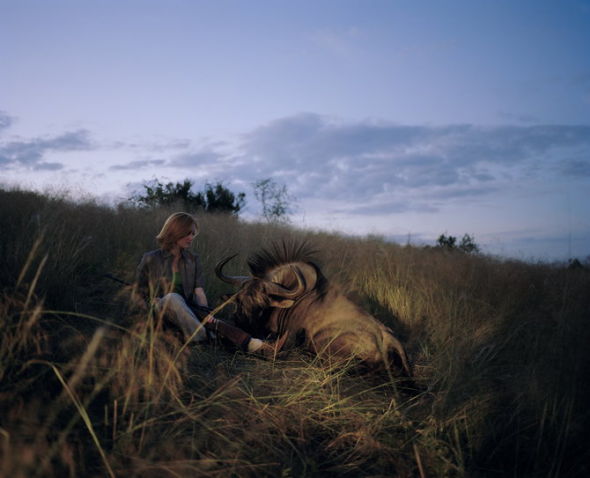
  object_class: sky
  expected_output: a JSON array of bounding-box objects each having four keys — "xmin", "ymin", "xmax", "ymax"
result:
[{"xmin": 1, "ymin": 0, "xmax": 589, "ymax": 261}]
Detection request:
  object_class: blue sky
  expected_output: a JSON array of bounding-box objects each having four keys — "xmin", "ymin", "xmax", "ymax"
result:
[{"xmin": 1, "ymin": 0, "xmax": 589, "ymax": 261}]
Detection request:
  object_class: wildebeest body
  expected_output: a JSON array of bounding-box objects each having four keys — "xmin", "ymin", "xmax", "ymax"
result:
[{"xmin": 216, "ymin": 242, "xmax": 412, "ymax": 375}]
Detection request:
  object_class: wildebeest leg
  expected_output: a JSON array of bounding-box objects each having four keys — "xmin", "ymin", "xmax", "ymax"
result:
[{"xmin": 382, "ymin": 329, "xmax": 412, "ymax": 377}]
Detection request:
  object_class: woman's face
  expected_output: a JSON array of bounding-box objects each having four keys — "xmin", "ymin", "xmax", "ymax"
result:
[{"xmin": 176, "ymin": 225, "xmax": 197, "ymax": 250}]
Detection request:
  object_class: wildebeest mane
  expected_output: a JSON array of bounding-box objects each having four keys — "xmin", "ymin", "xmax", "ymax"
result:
[
  {"xmin": 248, "ymin": 240, "xmax": 330, "ymax": 299},
  {"xmin": 247, "ymin": 240, "xmax": 320, "ymax": 277}
]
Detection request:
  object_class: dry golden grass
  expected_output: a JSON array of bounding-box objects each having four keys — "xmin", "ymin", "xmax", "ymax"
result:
[{"xmin": 1, "ymin": 187, "xmax": 589, "ymax": 477}]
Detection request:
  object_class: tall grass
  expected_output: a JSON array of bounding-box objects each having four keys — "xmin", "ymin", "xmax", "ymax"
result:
[{"xmin": 1, "ymin": 186, "xmax": 589, "ymax": 477}]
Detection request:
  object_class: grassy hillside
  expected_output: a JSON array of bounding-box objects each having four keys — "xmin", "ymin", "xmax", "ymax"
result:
[{"xmin": 1, "ymin": 187, "xmax": 589, "ymax": 477}]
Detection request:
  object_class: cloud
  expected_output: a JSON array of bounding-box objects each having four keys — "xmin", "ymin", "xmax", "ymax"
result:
[
  {"xmin": 170, "ymin": 150, "xmax": 223, "ymax": 167},
  {"xmin": 334, "ymin": 199, "xmax": 438, "ymax": 216},
  {"xmin": 445, "ymin": 125, "xmax": 590, "ymax": 166},
  {"xmin": 496, "ymin": 111, "xmax": 539, "ymax": 124},
  {"xmin": 109, "ymin": 138, "xmax": 192, "ymax": 152},
  {"xmin": 0, "ymin": 129, "xmax": 93, "ymax": 170},
  {"xmin": 0, "ymin": 110, "xmax": 14, "ymax": 133},
  {"xmin": 426, "ymin": 185, "xmax": 500, "ymax": 200},
  {"xmin": 228, "ymin": 114, "xmax": 590, "ymax": 215},
  {"xmin": 35, "ymin": 162, "xmax": 66, "ymax": 171},
  {"xmin": 241, "ymin": 113, "xmax": 590, "ymax": 193},
  {"xmin": 243, "ymin": 113, "xmax": 430, "ymax": 163},
  {"xmin": 109, "ymin": 159, "xmax": 166, "ymax": 171},
  {"xmin": 560, "ymin": 159, "xmax": 590, "ymax": 177},
  {"xmin": 3, "ymin": 111, "xmax": 588, "ymax": 224}
]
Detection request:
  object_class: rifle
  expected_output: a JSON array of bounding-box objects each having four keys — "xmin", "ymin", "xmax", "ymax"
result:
[{"xmin": 103, "ymin": 273, "xmax": 131, "ymax": 286}]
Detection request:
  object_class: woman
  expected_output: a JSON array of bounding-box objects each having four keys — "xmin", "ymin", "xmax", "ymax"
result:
[{"xmin": 136, "ymin": 212, "xmax": 279, "ymax": 356}]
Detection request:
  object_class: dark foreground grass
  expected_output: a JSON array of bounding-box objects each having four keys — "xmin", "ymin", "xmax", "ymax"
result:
[{"xmin": 1, "ymin": 187, "xmax": 589, "ymax": 477}]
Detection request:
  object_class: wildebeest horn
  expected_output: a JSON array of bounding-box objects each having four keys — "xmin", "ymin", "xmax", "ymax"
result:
[
  {"xmin": 264, "ymin": 265, "xmax": 306, "ymax": 299},
  {"xmin": 215, "ymin": 254, "xmax": 251, "ymax": 286}
]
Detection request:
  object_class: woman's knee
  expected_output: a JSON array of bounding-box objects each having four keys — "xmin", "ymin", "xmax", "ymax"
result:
[{"xmin": 159, "ymin": 293, "xmax": 184, "ymax": 308}]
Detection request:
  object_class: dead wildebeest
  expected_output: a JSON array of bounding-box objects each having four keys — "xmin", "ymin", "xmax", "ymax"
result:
[{"xmin": 215, "ymin": 241, "xmax": 412, "ymax": 376}]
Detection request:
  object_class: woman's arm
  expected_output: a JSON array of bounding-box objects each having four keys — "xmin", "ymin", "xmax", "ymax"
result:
[{"xmin": 194, "ymin": 287, "xmax": 208, "ymax": 307}]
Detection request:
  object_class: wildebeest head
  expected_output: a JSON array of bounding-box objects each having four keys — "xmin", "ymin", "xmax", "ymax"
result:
[
  {"xmin": 216, "ymin": 262, "xmax": 314, "ymax": 319},
  {"xmin": 215, "ymin": 242, "xmax": 325, "ymax": 329}
]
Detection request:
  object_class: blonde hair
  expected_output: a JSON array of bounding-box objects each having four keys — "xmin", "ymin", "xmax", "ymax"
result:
[{"xmin": 156, "ymin": 212, "xmax": 199, "ymax": 250}]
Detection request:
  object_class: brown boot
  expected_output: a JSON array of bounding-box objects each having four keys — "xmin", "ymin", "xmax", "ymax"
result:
[{"xmin": 204, "ymin": 317, "xmax": 252, "ymax": 350}]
